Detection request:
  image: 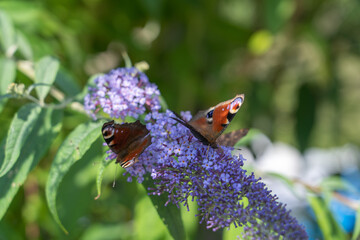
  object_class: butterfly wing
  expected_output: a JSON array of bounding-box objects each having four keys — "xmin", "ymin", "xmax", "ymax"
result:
[
  {"xmin": 188, "ymin": 94, "xmax": 245, "ymax": 146},
  {"xmin": 170, "ymin": 113, "xmax": 213, "ymax": 147},
  {"xmin": 115, "ymin": 132, "xmax": 151, "ymax": 168},
  {"xmin": 102, "ymin": 120, "xmax": 151, "ymax": 168},
  {"xmin": 216, "ymin": 128, "xmax": 248, "ymax": 147}
]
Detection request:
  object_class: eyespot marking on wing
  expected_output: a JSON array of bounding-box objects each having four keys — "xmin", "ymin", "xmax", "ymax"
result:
[{"xmin": 102, "ymin": 126, "xmax": 114, "ymax": 139}]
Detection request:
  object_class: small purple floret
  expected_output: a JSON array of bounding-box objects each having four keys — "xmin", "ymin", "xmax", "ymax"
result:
[
  {"xmin": 85, "ymin": 68, "xmax": 307, "ymax": 239},
  {"xmin": 84, "ymin": 67, "xmax": 161, "ymax": 120},
  {"xmin": 127, "ymin": 110, "xmax": 307, "ymax": 239}
]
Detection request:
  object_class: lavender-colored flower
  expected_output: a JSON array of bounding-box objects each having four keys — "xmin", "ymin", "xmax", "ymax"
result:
[
  {"xmin": 85, "ymin": 68, "xmax": 307, "ymax": 238},
  {"xmin": 84, "ymin": 67, "xmax": 161, "ymax": 120},
  {"xmin": 121, "ymin": 110, "xmax": 307, "ymax": 239}
]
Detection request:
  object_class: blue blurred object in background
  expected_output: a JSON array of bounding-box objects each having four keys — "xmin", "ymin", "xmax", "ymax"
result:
[
  {"xmin": 328, "ymin": 169, "xmax": 360, "ymax": 233},
  {"xmin": 329, "ymin": 190, "xmax": 360, "ymax": 233}
]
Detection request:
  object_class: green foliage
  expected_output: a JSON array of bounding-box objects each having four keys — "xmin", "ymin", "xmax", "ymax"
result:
[
  {"xmin": 308, "ymin": 195, "xmax": 347, "ymax": 240},
  {"xmin": 0, "ymin": 57, "xmax": 15, "ymax": 112},
  {"xmin": 352, "ymin": 208, "xmax": 360, "ymax": 240},
  {"xmin": 46, "ymin": 121, "xmax": 103, "ymax": 234},
  {"xmin": 0, "ymin": 104, "xmax": 42, "ymax": 177},
  {"xmin": 0, "ymin": 106, "xmax": 62, "ymax": 218},
  {"xmin": 95, "ymin": 152, "xmax": 113, "ymax": 200},
  {"xmin": 1, "ymin": 0, "xmax": 360, "ymax": 239},
  {"xmin": 142, "ymin": 176, "xmax": 186, "ymax": 240},
  {"xmin": 0, "ymin": 11, "xmax": 16, "ymax": 52},
  {"xmin": 34, "ymin": 56, "xmax": 59, "ymax": 103}
]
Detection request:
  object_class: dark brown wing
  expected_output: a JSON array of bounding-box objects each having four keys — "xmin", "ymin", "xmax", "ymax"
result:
[
  {"xmin": 102, "ymin": 120, "xmax": 149, "ymax": 153},
  {"xmin": 170, "ymin": 110, "xmax": 215, "ymax": 147},
  {"xmin": 102, "ymin": 120, "xmax": 151, "ymax": 168},
  {"xmin": 216, "ymin": 128, "xmax": 248, "ymax": 147},
  {"xmin": 116, "ymin": 132, "xmax": 151, "ymax": 168}
]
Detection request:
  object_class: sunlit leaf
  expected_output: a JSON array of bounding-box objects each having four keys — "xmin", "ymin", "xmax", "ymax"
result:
[
  {"xmin": 34, "ymin": 56, "xmax": 60, "ymax": 102},
  {"xmin": 266, "ymin": 172, "xmax": 295, "ymax": 187},
  {"xmin": 0, "ymin": 107, "xmax": 63, "ymax": 219},
  {"xmin": 0, "ymin": 10, "xmax": 16, "ymax": 52},
  {"xmin": 223, "ymin": 224, "xmax": 245, "ymax": 240},
  {"xmin": 135, "ymin": 184, "xmax": 174, "ymax": 240},
  {"xmin": 56, "ymin": 138, "xmax": 103, "ymax": 234},
  {"xmin": 321, "ymin": 176, "xmax": 352, "ymax": 192},
  {"xmin": 0, "ymin": 58, "xmax": 15, "ymax": 94},
  {"xmin": 0, "ymin": 103, "xmax": 42, "ymax": 177},
  {"xmin": 142, "ymin": 176, "xmax": 186, "ymax": 240},
  {"xmin": 352, "ymin": 207, "xmax": 360, "ymax": 240},
  {"xmin": 0, "ymin": 57, "xmax": 16, "ymax": 112},
  {"xmin": 45, "ymin": 121, "xmax": 102, "ymax": 234},
  {"xmin": 180, "ymin": 198, "xmax": 198, "ymax": 240},
  {"xmin": 95, "ymin": 154, "xmax": 113, "ymax": 200},
  {"xmin": 16, "ymin": 31, "xmax": 33, "ymax": 60},
  {"xmin": 308, "ymin": 194, "xmax": 346, "ymax": 240},
  {"xmin": 80, "ymin": 223, "xmax": 134, "ymax": 240}
]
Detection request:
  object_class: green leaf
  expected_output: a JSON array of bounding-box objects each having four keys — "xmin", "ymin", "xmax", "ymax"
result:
[
  {"xmin": 45, "ymin": 121, "xmax": 102, "ymax": 234},
  {"xmin": 0, "ymin": 57, "xmax": 15, "ymax": 94},
  {"xmin": 75, "ymin": 73, "xmax": 102, "ymax": 102},
  {"xmin": 352, "ymin": 207, "xmax": 360, "ymax": 240},
  {"xmin": 307, "ymin": 194, "xmax": 346, "ymax": 240},
  {"xmin": 159, "ymin": 95, "xmax": 168, "ymax": 111},
  {"xmin": 34, "ymin": 56, "xmax": 60, "ymax": 102},
  {"xmin": 180, "ymin": 197, "xmax": 198, "ymax": 240},
  {"xmin": 265, "ymin": 172, "xmax": 306, "ymax": 200},
  {"xmin": 80, "ymin": 223, "xmax": 133, "ymax": 240},
  {"xmin": 223, "ymin": 225, "xmax": 244, "ymax": 240},
  {"xmin": 265, "ymin": 172, "xmax": 294, "ymax": 187},
  {"xmin": 16, "ymin": 30, "xmax": 33, "ymax": 60},
  {"xmin": 0, "ymin": 57, "xmax": 16, "ymax": 112},
  {"xmin": 0, "ymin": 107, "xmax": 63, "ymax": 219},
  {"xmin": 135, "ymin": 185, "xmax": 174, "ymax": 240},
  {"xmin": 54, "ymin": 69, "xmax": 81, "ymax": 97},
  {"xmin": 95, "ymin": 154, "xmax": 113, "ymax": 200},
  {"xmin": 142, "ymin": 176, "xmax": 186, "ymax": 240},
  {"xmin": 321, "ymin": 176, "xmax": 352, "ymax": 192},
  {"xmin": 295, "ymin": 84, "xmax": 317, "ymax": 152},
  {"xmin": 0, "ymin": 103, "xmax": 42, "ymax": 177},
  {"xmin": 0, "ymin": 10, "xmax": 16, "ymax": 52}
]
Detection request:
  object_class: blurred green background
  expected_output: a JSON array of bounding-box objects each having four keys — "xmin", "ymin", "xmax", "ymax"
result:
[
  {"xmin": 2, "ymin": 0, "xmax": 360, "ymax": 149},
  {"xmin": 1, "ymin": 0, "xmax": 360, "ymax": 239}
]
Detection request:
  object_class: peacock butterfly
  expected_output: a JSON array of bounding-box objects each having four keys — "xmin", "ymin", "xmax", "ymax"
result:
[
  {"xmin": 102, "ymin": 120, "xmax": 151, "ymax": 168},
  {"xmin": 171, "ymin": 94, "xmax": 246, "ymax": 148}
]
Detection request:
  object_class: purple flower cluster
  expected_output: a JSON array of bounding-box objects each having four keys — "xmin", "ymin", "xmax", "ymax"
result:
[
  {"xmin": 84, "ymin": 67, "xmax": 161, "ymax": 120},
  {"xmin": 85, "ymin": 67, "xmax": 307, "ymax": 239},
  {"xmin": 123, "ymin": 110, "xmax": 307, "ymax": 239}
]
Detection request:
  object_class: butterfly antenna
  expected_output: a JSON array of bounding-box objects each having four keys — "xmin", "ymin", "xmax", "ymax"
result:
[{"xmin": 112, "ymin": 164, "xmax": 118, "ymax": 188}]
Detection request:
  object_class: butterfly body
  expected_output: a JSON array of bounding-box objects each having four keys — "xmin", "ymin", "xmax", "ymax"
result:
[
  {"xmin": 102, "ymin": 120, "xmax": 151, "ymax": 168},
  {"xmin": 172, "ymin": 94, "xmax": 245, "ymax": 148}
]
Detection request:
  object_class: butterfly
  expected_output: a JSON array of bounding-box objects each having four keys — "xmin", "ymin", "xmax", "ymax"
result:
[
  {"xmin": 171, "ymin": 94, "xmax": 247, "ymax": 148},
  {"xmin": 102, "ymin": 120, "xmax": 152, "ymax": 168}
]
